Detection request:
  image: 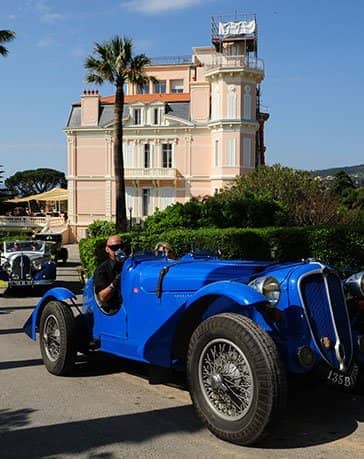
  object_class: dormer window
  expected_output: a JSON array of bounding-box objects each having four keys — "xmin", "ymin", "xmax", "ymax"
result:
[
  {"xmin": 152, "ymin": 107, "xmax": 160, "ymax": 125},
  {"xmin": 133, "ymin": 108, "xmax": 142, "ymax": 125}
]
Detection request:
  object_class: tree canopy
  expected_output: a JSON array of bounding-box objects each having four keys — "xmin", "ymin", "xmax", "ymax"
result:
[
  {"xmin": 5, "ymin": 168, "xmax": 66, "ymax": 196},
  {"xmin": 0, "ymin": 29, "xmax": 15, "ymax": 57},
  {"xmin": 143, "ymin": 164, "xmax": 346, "ymax": 230}
]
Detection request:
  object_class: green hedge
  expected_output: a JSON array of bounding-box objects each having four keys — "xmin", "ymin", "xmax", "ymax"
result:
[{"xmin": 79, "ymin": 225, "xmax": 364, "ymax": 278}]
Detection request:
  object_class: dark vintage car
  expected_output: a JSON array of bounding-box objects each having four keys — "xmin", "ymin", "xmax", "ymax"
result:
[
  {"xmin": 34, "ymin": 232, "xmax": 68, "ymax": 264},
  {"xmin": 23, "ymin": 250, "xmax": 364, "ymax": 445},
  {"xmin": 0, "ymin": 240, "xmax": 56, "ymax": 290}
]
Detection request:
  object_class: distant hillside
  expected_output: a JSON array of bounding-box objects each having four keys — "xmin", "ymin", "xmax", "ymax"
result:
[{"xmin": 311, "ymin": 164, "xmax": 364, "ymax": 186}]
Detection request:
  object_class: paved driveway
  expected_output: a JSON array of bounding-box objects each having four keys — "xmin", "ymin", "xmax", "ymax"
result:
[{"xmin": 0, "ymin": 245, "xmax": 364, "ymax": 458}]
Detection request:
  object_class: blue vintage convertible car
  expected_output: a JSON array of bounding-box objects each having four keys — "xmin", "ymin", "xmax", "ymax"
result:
[{"xmin": 23, "ymin": 251, "xmax": 364, "ymax": 445}]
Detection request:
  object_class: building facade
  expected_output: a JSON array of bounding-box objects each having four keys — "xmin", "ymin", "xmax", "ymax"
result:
[{"xmin": 65, "ymin": 14, "xmax": 269, "ymax": 241}]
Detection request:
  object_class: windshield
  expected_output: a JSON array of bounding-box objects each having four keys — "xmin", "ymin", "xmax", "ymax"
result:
[{"xmin": 5, "ymin": 241, "xmax": 45, "ymax": 253}]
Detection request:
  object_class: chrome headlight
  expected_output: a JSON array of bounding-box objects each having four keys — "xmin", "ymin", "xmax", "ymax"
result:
[
  {"xmin": 345, "ymin": 271, "xmax": 364, "ymax": 298},
  {"xmin": 32, "ymin": 259, "xmax": 44, "ymax": 271},
  {"xmin": 249, "ymin": 276, "xmax": 281, "ymax": 307}
]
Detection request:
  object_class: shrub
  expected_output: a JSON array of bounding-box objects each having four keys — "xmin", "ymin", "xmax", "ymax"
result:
[{"xmin": 88, "ymin": 220, "xmax": 118, "ymax": 238}]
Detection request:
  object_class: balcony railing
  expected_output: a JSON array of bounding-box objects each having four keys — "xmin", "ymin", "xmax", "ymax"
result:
[
  {"xmin": 125, "ymin": 167, "xmax": 176, "ymax": 179},
  {"xmin": 0, "ymin": 216, "xmax": 65, "ymax": 231},
  {"xmin": 205, "ymin": 54, "xmax": 264, "ymax": 73}
]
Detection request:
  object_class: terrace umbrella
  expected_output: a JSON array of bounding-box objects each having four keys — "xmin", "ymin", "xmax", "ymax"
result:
[{"xmin": 5, "ymin": 188, "xmax": 68, "ymax": 213}]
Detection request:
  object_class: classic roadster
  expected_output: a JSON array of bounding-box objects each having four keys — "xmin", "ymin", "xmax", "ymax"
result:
[
  {"xmin": 0, "ymin": 240, "xmax": 56, "ymax": 291},
  {"xmin": 23, "ymin": 251, "xmax": 364, "ymax": 445}
]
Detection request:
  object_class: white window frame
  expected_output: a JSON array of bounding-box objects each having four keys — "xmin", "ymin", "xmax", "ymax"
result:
[
  {"xmin": 133, "ymin": 108, "xmax": 142, "ymax": 125},
  {"xmin": 124, "ymin": 143, "xmax": 135, "ymax": 168},
  {"xmin": 161, "ymin": 143, "xmax": 173, "ymax": 168},
  {"xmin": 159, "ymin": 187, "xmax": 175, "ymax": 210},
  {"xmin": 143, "ymin": 143, "xmax": 151, "ymax": 168},
  {"xmin": 243, "ymin": 138, "xmax": 252, "ymax": 167},
  {"xmin": 152, "ymin": 107, "xmax": 160, "ymax": 125},
  {"xmin": 214, "ymin": 140, "xmax": 219, "ymax": 166},
  {"xmin": 154, "ymin": 80, "xmax": 166, "ymax": 94},
  {"xmin": 171, "ymin": 79, "xmax": 184, "ymax": 94},
  {"xmin": 243, "ymin": 85, "xmax": 252, "ymax": 119},
  {"xmin": 227, "ymin": 138, "xmax": 236, "ymax": 166},
  {"xmin": 227, "ymin": 86, "xmax": 237, "ymax": 119},
  {"xmin": 142, "ymin": 188, "xmax": 151, "ymax": 216}
]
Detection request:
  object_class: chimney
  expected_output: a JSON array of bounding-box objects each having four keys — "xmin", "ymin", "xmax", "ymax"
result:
[{"xmin": 81, "ymin": 89, "xmax": 100, "ymax": 127}]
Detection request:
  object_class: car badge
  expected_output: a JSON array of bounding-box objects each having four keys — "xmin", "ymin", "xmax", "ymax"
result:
[{"xmin": 320, "ymin": 336, "xmax": 333, "ymax": 349}]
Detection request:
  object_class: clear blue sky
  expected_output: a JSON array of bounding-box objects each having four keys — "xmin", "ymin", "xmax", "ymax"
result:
[{"xmin": 1, "ymin": 0, "xmax": 363, "ymax": 181}]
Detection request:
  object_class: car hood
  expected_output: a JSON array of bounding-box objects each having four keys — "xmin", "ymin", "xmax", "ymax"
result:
[{"xmin": 134, "ymin": 258, "xmax": 272, "ymax": 293}]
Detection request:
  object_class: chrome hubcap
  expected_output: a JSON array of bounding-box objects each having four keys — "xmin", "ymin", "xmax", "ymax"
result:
[
  {"xmin": 198, "ymin": 338, "xmax": 253, "ymax": 420},
  {"xmin": 43, "ymin": 314, "xmax": 61, "ymax": 362}
]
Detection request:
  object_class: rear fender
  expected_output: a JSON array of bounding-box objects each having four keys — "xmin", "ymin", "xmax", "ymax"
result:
[{"xmin": 23, "ymin": 287, "xmax": 76, "ymax": 340}]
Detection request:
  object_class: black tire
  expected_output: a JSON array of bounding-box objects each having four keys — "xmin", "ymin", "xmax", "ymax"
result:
[
  {"xmin": 187, "ymin": 312, "xmax": 286, "ymax": 445},
  {"xmin": 39, "ymin": 301, "xmax": 77, "ymax": 375}
]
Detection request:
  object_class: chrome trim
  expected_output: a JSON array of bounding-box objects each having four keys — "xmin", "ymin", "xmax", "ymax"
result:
[
  {"xmin": 322, "ymin": 270, "xmax": 346, "ymax": 371},
  {"xmin": 297, "ymin": 266, "xmax": 353, "ymax": 372}
]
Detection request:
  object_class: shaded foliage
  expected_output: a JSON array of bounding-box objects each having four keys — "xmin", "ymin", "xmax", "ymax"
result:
[
  {"xmin": 88, "ymin": 220, "xmax": 118, "ymax": 238},
  {"xmin": 5, "ymin": 169, "xmax": 66, "ymax": 196},
  {"xmin": 0, "ymin": 29, "xmax": 15, "ymax": 57},
  {"xmin": 230, "ymin": 164, "xmax": 340, "ymax": 225}
]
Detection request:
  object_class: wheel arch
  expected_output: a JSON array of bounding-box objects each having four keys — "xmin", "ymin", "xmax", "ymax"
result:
[
  {"xmin": 23, "ymin": 287, "xmax": 76, "ymax": 340},
  {"xmin": 172, "ymin": 281, "xmax": 270, "ymax": 364}
]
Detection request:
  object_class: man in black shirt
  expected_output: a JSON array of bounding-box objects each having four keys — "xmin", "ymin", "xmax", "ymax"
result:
[{"xmin": 94, "ymin": 235, "xmax": 124, "ymax": 312}]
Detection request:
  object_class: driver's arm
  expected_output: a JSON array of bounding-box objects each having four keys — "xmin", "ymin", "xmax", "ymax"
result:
[{"xmin": 94, "ymin": 270, "xmax": 120, "ymax": 303}]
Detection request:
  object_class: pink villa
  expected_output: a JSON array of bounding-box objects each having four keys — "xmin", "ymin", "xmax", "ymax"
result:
[{"xmin": 65, "ymin": 14, "xmax": 269, "ymax": 241}]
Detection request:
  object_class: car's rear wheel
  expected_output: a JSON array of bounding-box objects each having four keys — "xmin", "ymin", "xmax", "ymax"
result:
[
  {"xmin": 39, "ymin": 301, "xmax": 77, "ymax": 375},
  {"xmin": 187, "ymin": 312, "xmax": 286, "ymax": 445}
]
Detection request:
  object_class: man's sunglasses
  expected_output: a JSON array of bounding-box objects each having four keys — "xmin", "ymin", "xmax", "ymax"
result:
[{"xmin": 108, "ymin": 244, "xmax": 122, "ymax": 252}]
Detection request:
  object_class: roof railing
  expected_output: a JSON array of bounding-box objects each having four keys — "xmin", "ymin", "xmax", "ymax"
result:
[{"xmin": 150, "ymin": 55, "xmax": 192, "ymax": 66}]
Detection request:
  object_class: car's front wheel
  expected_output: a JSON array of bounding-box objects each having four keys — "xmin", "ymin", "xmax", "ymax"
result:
[
  {"xmin": 39, "ymin": 301, "xmax": 77, "ymax": 375},
  {"xmin": 187, "ymin": 312, "xmax": 286, "ymax": 445}
]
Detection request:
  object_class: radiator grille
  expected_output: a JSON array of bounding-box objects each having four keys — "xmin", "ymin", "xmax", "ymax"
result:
[
  {"xmin": 12, "ymin": 255, "xmax": 31, "ymax": 280},
  {"xmin": 300, "ymin": 270, "xmax": 352, "ymax": 370}
]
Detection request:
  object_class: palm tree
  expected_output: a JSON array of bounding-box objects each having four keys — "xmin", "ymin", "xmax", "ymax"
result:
[
  {"xmin": 0, "ymin": 30, "xmax": 16, "ymax": 57},
  {"xmin": 85, "ymin": 36, "xmax": 154, "ymax": 232}
]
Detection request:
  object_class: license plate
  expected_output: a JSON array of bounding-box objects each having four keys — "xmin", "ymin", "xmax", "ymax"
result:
[
  {"xmin": 11, "ymin": 280, "xmax": 32, "ymax": 286},
  {"xmin": 327, "ymin": 363, "xmax": 359, "ymax": 388}
]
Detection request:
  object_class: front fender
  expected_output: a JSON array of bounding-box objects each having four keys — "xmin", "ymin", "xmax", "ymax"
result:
[
  {"xmin": 172, "ymin": 280, "xmax": 271, "ymax": 363},
  {"xmin": 185, "ymin": 280, "xmax": 267, "ymax": 311},
  {"xmin": 23, "ymin": 287, "xmax": 76, "ymax": 340}
]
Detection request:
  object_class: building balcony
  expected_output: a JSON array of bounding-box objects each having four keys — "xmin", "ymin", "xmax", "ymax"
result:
[
  {"xmin": 0, "ymin": 215, "xmax": 65, "ymax": 231},
  {"xmin": 125, "ymin": 167, "xmax": 177, "ymax": 180},
  {"xmin": 204, "ymin": 54, "xmax": 264, "ymax": 76}
]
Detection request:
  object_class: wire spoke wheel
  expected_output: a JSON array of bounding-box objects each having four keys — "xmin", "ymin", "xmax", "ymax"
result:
[
  {"xmin": 39, "ymin": 301, "xmax": 77, "ymax": 375},
  {"xmin": 187, "ymin": 313, "xmax": 286, "ymax": 445},
  {"xmin": 42, "ymin": 314, "xmax": 61, "ymax": 362},
  {"xmin": 199, "ymin": 338, "xmax": 253, "ymax": 420}
]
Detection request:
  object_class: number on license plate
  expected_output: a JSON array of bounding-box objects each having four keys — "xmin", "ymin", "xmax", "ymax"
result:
[{"xmin": 327, "ymin": 364, "xmax": 359, "ymax": 388}]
